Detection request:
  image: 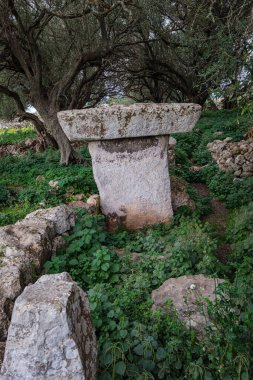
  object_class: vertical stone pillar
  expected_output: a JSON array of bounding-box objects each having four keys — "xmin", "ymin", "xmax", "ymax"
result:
[{"xmin": 89, "ymin": 136, "xmax": 173, "ymax": 229}]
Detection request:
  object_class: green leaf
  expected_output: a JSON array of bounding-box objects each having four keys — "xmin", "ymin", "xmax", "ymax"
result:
[
  {"xmin": 223, "ymin": 375, "xmax": 233, "ymax": 380},
  {"xmin": 134, "ymin": 344, "xmax": 144, "ymax": 356},
  {"xmin": 156, "ymin": 347, "xmax": 167, "ymax": 361},
  {"xmin": 141, "ymin": 359, "xmax": 155, "ymax": 371},
  {"xmin": 241, "ymin": 372, "xmax": 249, "ymax": 380},
  {"xmin": 115, "ymin": 361, "xmax": 126, "ymax": 376},
  {"xmin": 98, "ymin": 371, "xmax": 112, "ymax": 380},
  {"xmin": 101, "ymin": 352, "xmax": 113, "ymax": 366},
  {"xmin": 101, "ymin": 263, "xmax": 110, "ymax": 271},
  {"xmin": 69, "ymin": 258, "xmax": 79, "ymax": 266},
  {"xmin": 204, "ymin": 370, "xmax": 213, "ymax": 380},
  {"xmin": 120, "ymin": 329, "xmax": 128, "ymax": 338}
]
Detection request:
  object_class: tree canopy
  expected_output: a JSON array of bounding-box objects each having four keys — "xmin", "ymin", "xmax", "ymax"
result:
[{"xmin": 0, "ymin": 0, "xmax": 252, "ymax": 163}]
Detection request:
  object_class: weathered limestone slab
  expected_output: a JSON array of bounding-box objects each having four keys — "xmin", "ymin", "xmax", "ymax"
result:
[
  {"xmin": 89, "ymin": 136, "xmax": 173, "ymax": 229},
  {"xmin": 0, "ymin": 273, "xmax": 97, "ymax": 380},
  {"xmin": 152, "ymin": 274, "xmax": 224, "ymax": 332},
  {"xmin": 58, "ymin": 103, "xmax": 201, "ymax": 141},
  {"xmin": 0, "ymin": 206, "xmax": 75, "ymax": 341}
]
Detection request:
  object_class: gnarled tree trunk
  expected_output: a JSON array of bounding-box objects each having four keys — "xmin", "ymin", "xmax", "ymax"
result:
[{"xmin": 34, "ymin": 101, "xmax": 81, "ymax": 165}]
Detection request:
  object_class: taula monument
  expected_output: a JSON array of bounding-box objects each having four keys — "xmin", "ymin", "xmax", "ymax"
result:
[{"xmin": 58, "ymin": 103, "xmax": 201, "ymax": 229}]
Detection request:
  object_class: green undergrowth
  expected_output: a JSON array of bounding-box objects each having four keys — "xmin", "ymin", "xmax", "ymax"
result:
[
  {"xmin": 172, "ymin": 109, "xmax": 253, "ymax": 209},
  {"xmin": 45, "ymin": 208, "xmax": 253, "ymax": 379},
  {"xmin": 1, "ymin": 109, "xmax": 253, "ymax": 378},
  {"xmin": 0, "ymin": 147, "xmax": 96, "ymax": 226}
]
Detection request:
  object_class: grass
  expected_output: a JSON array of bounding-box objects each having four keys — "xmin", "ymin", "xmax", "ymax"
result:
[{"xmin": 0, "ymin": 125, "xmax": 36, "ymax": 144}]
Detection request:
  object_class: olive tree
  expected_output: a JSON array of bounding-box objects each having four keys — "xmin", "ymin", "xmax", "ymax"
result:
[
  {"xmin": 121, "ymin": 0, "xmax": 253, "ymax": 106},
  {"xmin": 0, "ymin": 0, "xmax": 134, "ymax": 163}
]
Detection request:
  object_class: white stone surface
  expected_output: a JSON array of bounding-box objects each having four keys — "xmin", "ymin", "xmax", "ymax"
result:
[
  {"xmin": 152, "ymin": 274, "xmax": 224, "ymax": 332},
  {"xmin": 24, "ymin": 205, "xmax": 75, "ymax": 235},
  {"xmin": 89, "ymin": 136, "xmax": 173, "ymax": 229},
  {"xmin": 58, "ymin": 103, "xmax": 201, "ymax": 142},
  {"xmin": 0, "ymin": 273, "xmax": 97, "ymax": 380},
  {"xmin": 0, "ymin": 206, "xmax": 75, "ymax": 341}
]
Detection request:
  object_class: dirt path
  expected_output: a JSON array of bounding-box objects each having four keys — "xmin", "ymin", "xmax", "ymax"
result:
[{"xmin": 192, "ymin": 183, "xmax": 230, "ymax": 263}]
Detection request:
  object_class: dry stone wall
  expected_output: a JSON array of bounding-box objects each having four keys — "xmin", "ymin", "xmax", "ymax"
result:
[
  {"xmin": 0, "ymin": 206, "xmax": 75, "ymax": 341},
  {"xmin": 207, "ymin": 138, "xmax": 253, "ymax": 177},
  {"xmin": 0, "ymin": 273, "xmax": 97, "ymax": 380}
]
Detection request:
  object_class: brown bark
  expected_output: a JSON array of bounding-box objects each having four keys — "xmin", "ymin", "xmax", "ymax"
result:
[
  {"xmin": 34, "ymin": 102, "xmax": 83, "ymax": 165},
  {"xmin": 17, "ymin": 112, "xmax": 58, "ymax": 149}
]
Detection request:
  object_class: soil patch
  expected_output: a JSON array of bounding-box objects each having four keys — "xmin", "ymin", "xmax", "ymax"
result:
[{"xmin": 192, "ymin": 183, "xmax": 230, "ymax": 263}]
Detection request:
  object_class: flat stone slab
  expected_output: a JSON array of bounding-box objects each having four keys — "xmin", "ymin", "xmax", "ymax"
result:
[
  {"xmin": 152, "ymin": 274, "xmax": 224, "ymax": 333},
  {"xmin": 58, "ymin": 103, "xmax": 201, "ymax": 142},
  {"xmin": 89, "ymin": 136, "xmax": 173, "ymax": 229}
]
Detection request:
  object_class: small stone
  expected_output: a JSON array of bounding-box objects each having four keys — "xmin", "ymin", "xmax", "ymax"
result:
[
  {"xmin": 36, "ymin": 175, "xmax": 45, "ymax": 182},
  {"xmin": 235, "ymin": 155, "xmax": 245, "ymax": 165},
  {"xmin": 242, "ymin": 163, "xmax": 253, "ymax": 172},
  {"xmin": 86, "ymin": 194, "xmax": 100, "ymax": 210},
  {"xmin": 48, "ymin": 180, "xmax": 59, "ymax": 189},
  {"xmin": 168, "ymin": 136, "xmax": 177, "ymax": 146},
  {"xmin": 234, "ymin": 170, "xmax": 242, "ymax": 177}
]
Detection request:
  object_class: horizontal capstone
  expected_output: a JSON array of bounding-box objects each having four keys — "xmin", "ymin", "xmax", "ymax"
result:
[{"xmin": 58, "ymin": 103, "xmax": 201, "ymax": 142}]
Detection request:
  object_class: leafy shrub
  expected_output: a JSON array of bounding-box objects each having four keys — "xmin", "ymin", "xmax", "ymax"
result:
[
  {"xmin": 45, "ymin": 211, "xmax": 121, "ymax": 287},
  {"xmin": 207, "ymin": 171, "xmax": 253, "ymax": 208},
  {"xmin": 203, "ymin": 281, "xmax": 253, "ymax": 380},
  {"xmin": 225, "ymin": 203, "xmax": 253, "ymax": 281},
  {"xmin": 45, "ymin": 214, "xmax": 244, "ymax": 379},
  {"xmin": 0, "ymin": 185, "xmax": 10, "ymax": 204}
]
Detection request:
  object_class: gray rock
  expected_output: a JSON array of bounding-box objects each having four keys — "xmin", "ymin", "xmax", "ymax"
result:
[
  {"xmin": 0, "ymin": 273, "xmax": 97, "ymax": 380},
  {"xmin": 0, "ymin": 206, "xmax": 75, "ymax": 340},
  {"xmin": 24, "ymin": 205, "xmax": 75, "ymax": 235},
  {"xmin": 58, "ymin": 103, "xmax": 201, "ymax": 142},
  {"xmin": 235, "ymin": 154, "xmax": 245, "ymax": 165},
  {"xmin": 152, "ymin": 274, "xmax": 224, "ymax": 332},
  {"xmin": 89, "ymin": 136, "xmax": 173, "ymax": 230}
]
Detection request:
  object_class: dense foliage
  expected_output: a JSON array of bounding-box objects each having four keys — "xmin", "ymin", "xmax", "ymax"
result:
[
  {"xmin": 1, "ymin": 109, "xmax": 253, "ymax": 378},
  {"xmin": 45, "ymin": 207, "xmax": 253, "ymax": 379}
]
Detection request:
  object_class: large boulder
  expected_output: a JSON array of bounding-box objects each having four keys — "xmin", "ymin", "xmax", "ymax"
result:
[
  {"xmin": 0, "ymin": 206, "xmax": 75, "ymax": 341},
  {"xmin": 0, "ymin": 273, "xmax": 97, "ymax": 380},
  {"xmin": 152, "ymin": 274, "xmax": 224, "ymax": 332}
]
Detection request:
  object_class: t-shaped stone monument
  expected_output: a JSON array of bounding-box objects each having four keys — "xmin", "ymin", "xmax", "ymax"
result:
[{"xmin": 58, "ymin": 103, "xmax": 201, "ymax": 229}]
